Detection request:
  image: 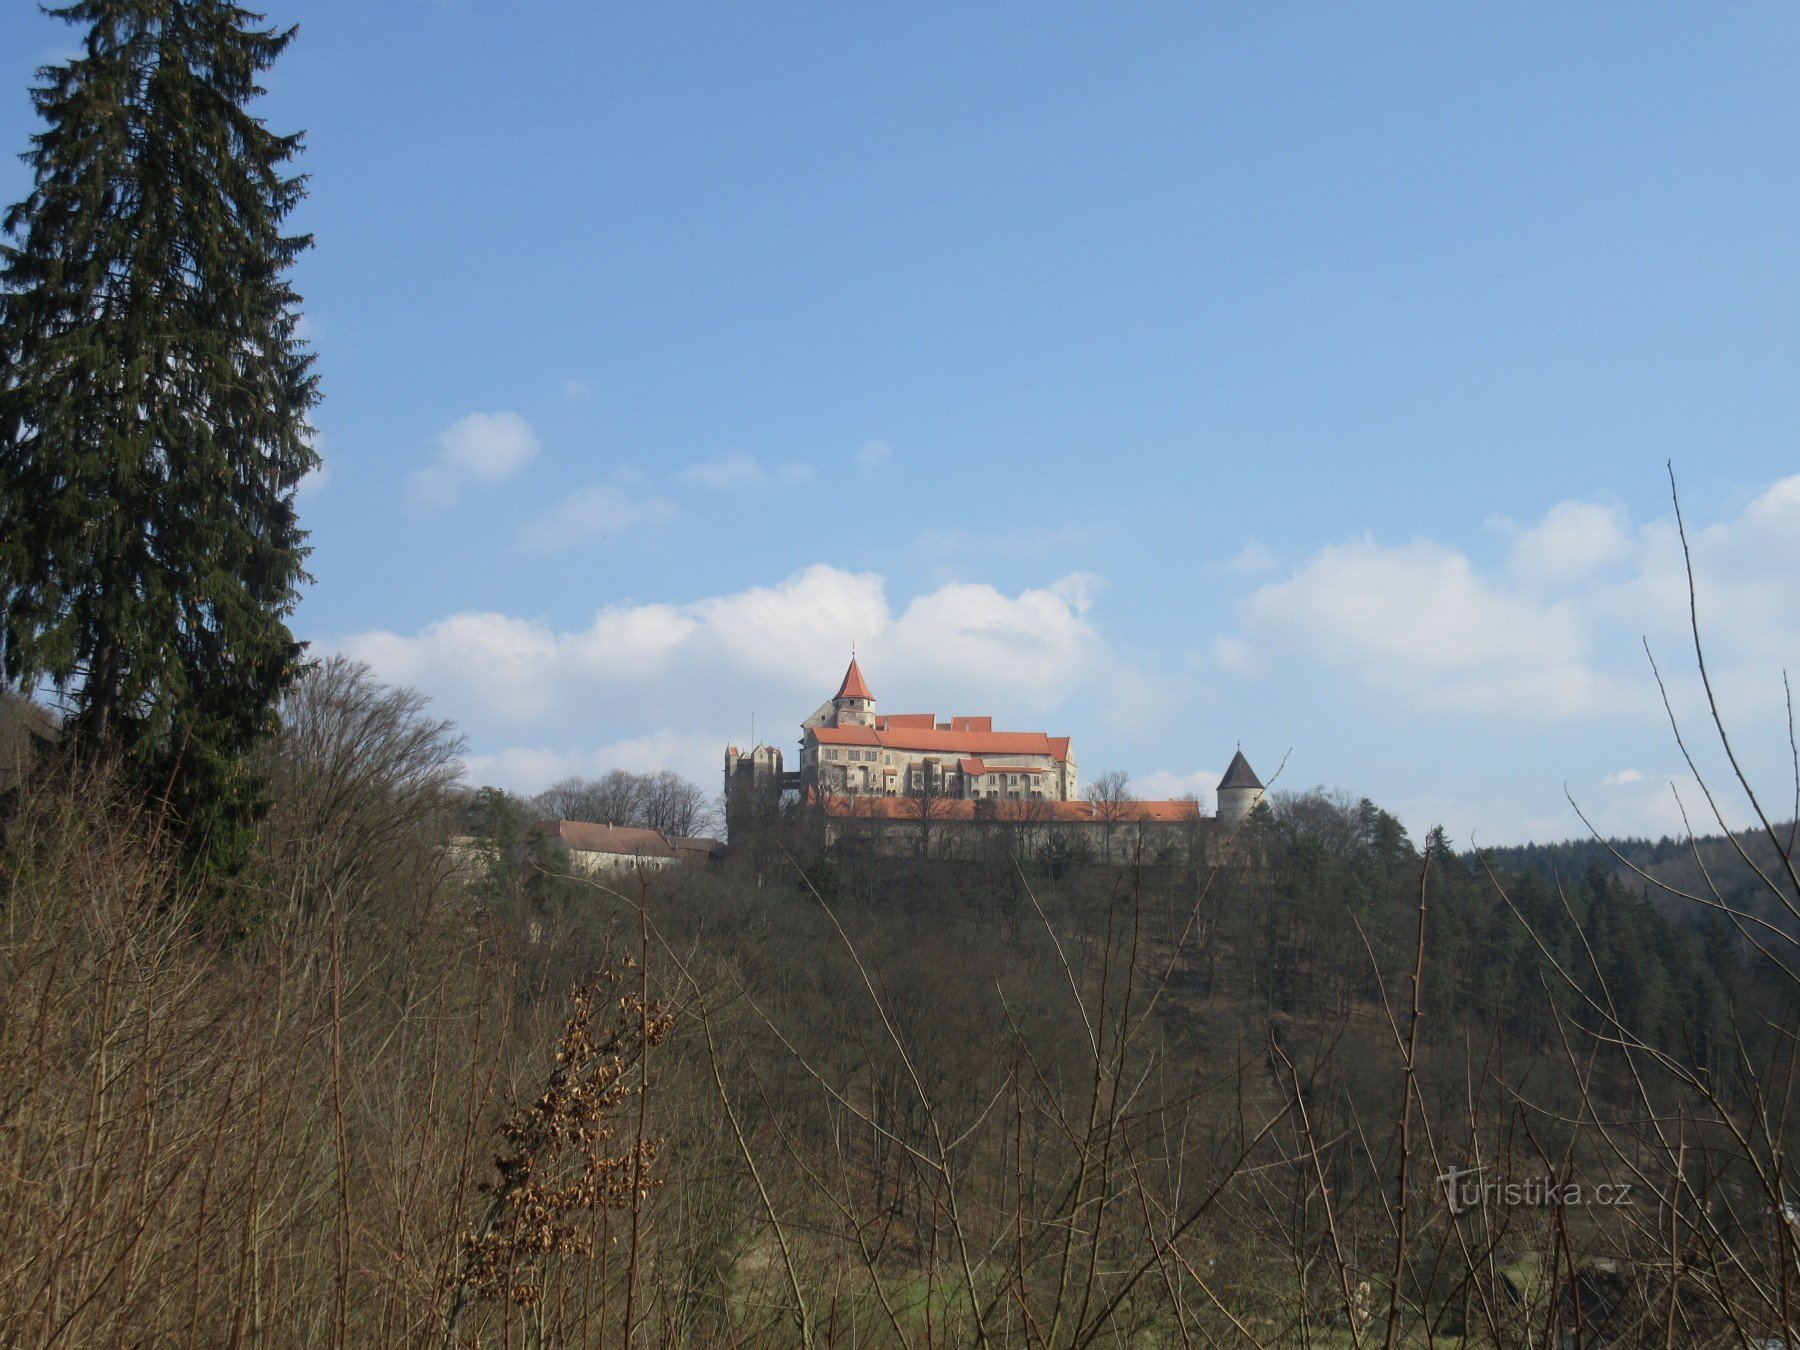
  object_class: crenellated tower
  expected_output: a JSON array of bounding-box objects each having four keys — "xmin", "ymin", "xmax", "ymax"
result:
[{"xmin": 724, "ymin": 742, "xmax": 786, "ymax": 841}]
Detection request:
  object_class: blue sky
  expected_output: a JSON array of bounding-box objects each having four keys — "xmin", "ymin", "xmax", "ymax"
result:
[{"xmin": 3, "ymin": 3, "xmax": 1797, "ymax": 845}]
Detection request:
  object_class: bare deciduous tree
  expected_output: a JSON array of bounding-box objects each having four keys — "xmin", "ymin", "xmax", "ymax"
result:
[
  {"xmin": 637, "ymin": 769, "xmax": 712, "ymax": 838},
  {"xmin": 1088, "ymin": 768, "xmax": 1133, "ymax": 863},
  {"xmin": 531, "ymin": 768, "xmax": 715, "ymax": 838},
  {"xmin": 903, "ymin": 758, "xmax": 960, "ymax": 859},
  {"xmin": 255, "ymin": 655, "xmax": 466, "ymax": 911}
]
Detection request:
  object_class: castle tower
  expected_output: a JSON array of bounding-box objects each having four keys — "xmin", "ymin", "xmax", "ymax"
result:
[
  {"xmin": 832, "ymin": 656, "xmax": 875, "ymax": 728},
  {"xmin": 724, "ymin": 743, "xmax": 785, "ymax": 841},
  {"xmin": 1216, "ymin": 749, "xmax": 1265, "ymax": 828}
]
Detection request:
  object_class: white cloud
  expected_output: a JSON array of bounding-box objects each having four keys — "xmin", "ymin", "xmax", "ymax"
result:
[
  {"xmin": 1501, "ymin": 500, "xmax": 1630, "ymax": 583},
  {"xmin": 562, "ymin": 378, "xmax": 592, "ymax": 399},
  {"xmin": 1238, "ymin": 535, "xmax": 1620, "ymax": 717},
  {"xmin": 1220, "ymin": 476, "xmax": 1800, "ymax": 734},
  {"xmin": 1132, "ymin": 768, "xmax": 1222, "ymax": 807},
  {"xmin": 347, "ymin": 611, "xmax": 567, "ymax": 721},
  {"xmin": 523, "ymin": 485, "xmax": 677, "ymax": 551},
  {"xmin": 337, "ymin": 565, "xmax": 1121, "ymax": 759},
  {"xmin": 681, "ymin": 455, "xmax": 815, "ymax": 490},
  {"xmin": 407, "ymin": 412, "xmax": 538, "ymax": 512},
  {"xmin": 856, "ymin": 439, "xmax": 893, "ymax": 468},
  {"xmin": 1600, "ymin": 474, "xmax": 1800, "ymax": 677},
  {"xmin": 1602, "ymin": 768, "xmax": 1645, "ymax": 786},
  {"xmin": 884, "ymin": 572, "xmax": 1108, "ymax": 712}
]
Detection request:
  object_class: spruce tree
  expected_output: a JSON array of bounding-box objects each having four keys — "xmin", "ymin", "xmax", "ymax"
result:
[{"xmin": 0, "ymin": 1, "xmax": 318, "ymax": 879}]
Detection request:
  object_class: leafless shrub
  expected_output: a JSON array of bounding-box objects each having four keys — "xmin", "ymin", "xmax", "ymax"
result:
[{"xmin": 444, "ymin": 943, "xmax": 672, "ymax": 1341}]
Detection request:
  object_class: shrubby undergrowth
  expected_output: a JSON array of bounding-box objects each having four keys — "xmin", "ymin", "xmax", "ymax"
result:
[{"xmin": 1, "ymin": 658, "xmax": 1795, "ymax": 1345}]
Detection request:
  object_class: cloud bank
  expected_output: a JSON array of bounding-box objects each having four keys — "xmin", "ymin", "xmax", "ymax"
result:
[
  {"xmin": 339, "ymin": 565, "xmax": 1122, "ymax": 793},
  {"xmin": 1222, "ymin": 475, "xmax": 1800, "ymax": 723}
]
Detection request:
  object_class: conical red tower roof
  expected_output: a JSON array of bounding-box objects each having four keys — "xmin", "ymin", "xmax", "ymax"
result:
[{"xmin": 835, "ymin": 657, "xmax": 873, "ymax": 702}]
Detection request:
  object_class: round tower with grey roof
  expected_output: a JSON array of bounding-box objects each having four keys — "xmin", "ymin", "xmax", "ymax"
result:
[{"xmin": 1216, "ymin": 749, "xmax": 1264, "ymax": 828}]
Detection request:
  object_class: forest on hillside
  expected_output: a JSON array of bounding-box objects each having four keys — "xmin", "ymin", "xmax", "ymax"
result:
[
  {"xmin": 3, "ymin": 659, "xmax": 1797, "ymax": 1344},
  {"xmin": 1483, "ymin": 826, "xmax": 1800, "ymax": 963}
]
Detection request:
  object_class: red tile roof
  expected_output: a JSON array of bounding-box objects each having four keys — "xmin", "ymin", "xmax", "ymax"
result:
[
  {"xmin": 877, "ymin": 713, "xmax": 935, "ymax": 730},
  {"xmin": 835, "ymin": 658, "xmax": 873, "ymax": 702},
  {"xmin": 814, "ymin": 724, "xmax": 1071, "ymax": 760}
]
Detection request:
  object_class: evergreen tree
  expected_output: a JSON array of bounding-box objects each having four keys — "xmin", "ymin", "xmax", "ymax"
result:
[{"xmin": 0, "ymin": 1, "xmax": 317, "ymax": 879}]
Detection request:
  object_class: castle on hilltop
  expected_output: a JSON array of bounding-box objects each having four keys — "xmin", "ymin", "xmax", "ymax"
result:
[{"xmin": 725, "ymin": 658, "xmax": 1265, "ymax": 861}]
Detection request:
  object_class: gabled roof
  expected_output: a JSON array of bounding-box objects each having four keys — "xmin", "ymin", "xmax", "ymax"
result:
[
  {"xmin": 879, "ymin": 713, "xmax": 936, "ymax": 730},
  {"xmin": 1218, "ymin": 750, "xmax": 1262, "ymax": 791},
  {"xmin": 534, "ymin": 820, "xmax": 676, "ymax": 859},
  {"xmin": 835, "ymin": 658, "xmax": 873, "ymax": 702}
]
